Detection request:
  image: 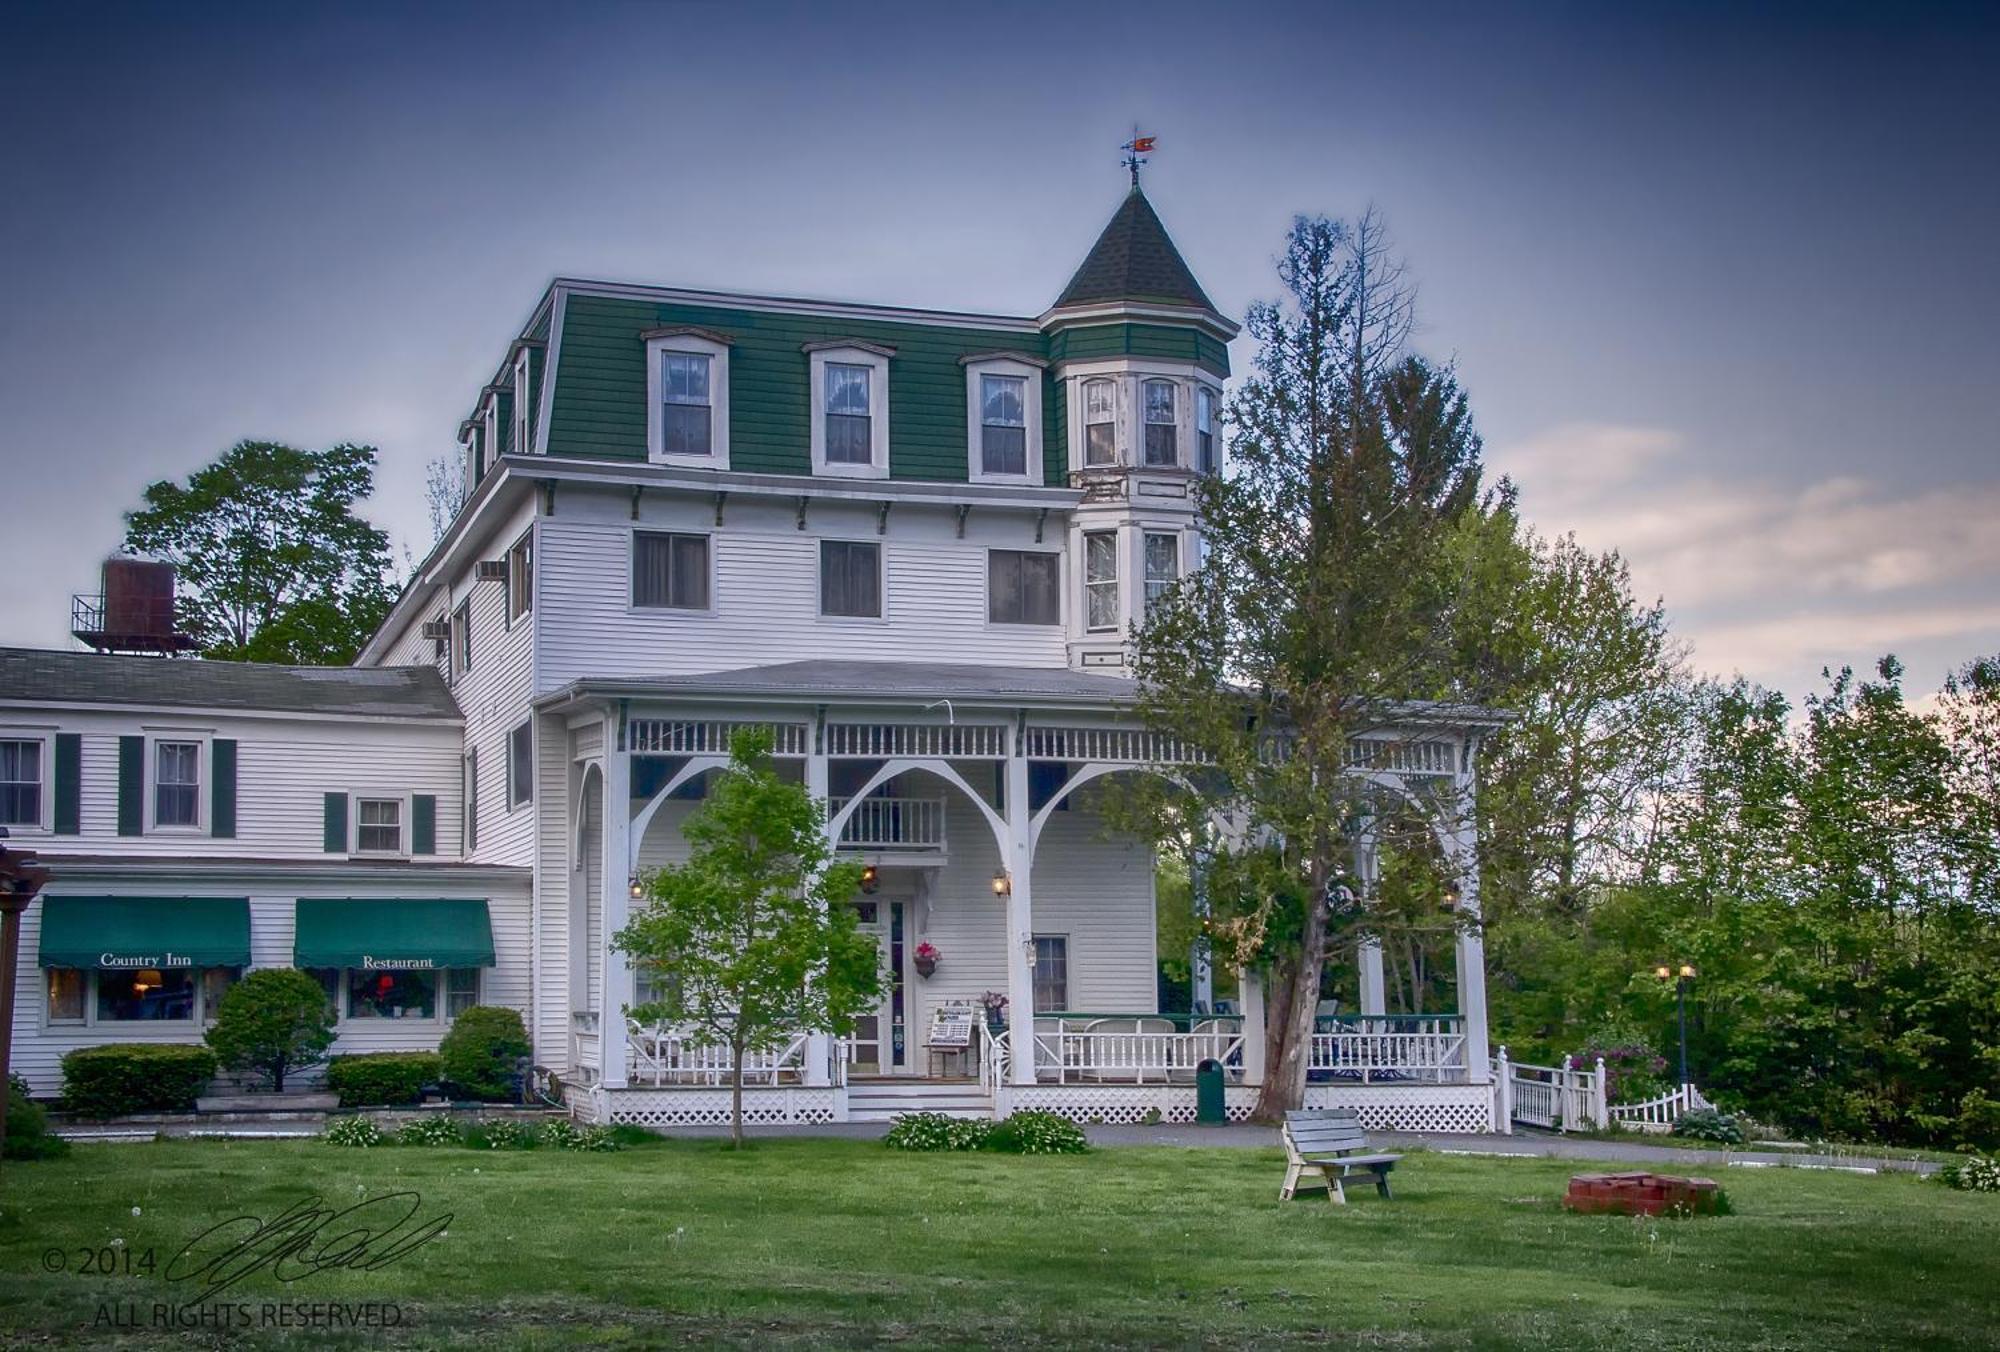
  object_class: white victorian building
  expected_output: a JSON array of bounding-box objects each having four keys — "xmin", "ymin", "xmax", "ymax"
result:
[{"xmin": 4, "ymin": 185, "xmax": 1502, "ymax": 1132}]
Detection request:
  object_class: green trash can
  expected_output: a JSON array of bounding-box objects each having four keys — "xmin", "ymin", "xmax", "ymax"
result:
[{"xmin": 1195, "ymin": 1058, "xmax": 1226, "ymax": 1124}]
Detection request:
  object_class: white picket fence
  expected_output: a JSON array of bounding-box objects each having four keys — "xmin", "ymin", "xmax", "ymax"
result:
[
  {"xmin": 1493, "ymin": 1047, "xmax": 1710, "ymax": 1135},
  {"xmin": 1607, "ymin": 1082, "xmax": 1712, "ymax": 1133}
]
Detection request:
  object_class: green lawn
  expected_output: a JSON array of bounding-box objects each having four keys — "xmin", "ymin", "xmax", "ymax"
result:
[{"xmin": 2, "ymin": 1136, "xmax": 1996, "ymax": 1348}]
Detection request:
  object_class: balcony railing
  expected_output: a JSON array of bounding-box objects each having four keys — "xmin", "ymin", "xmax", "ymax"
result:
[
  {"xmin": 831, "ymin": 795, "xmax": 947, "ymax": 850},
  {"xmin": 625, "ymin": 1023, "xmax": 835, "ymax": 1087}
]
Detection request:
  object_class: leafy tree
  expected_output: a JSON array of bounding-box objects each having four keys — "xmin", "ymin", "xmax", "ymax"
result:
[
  {"xmin": 122, "ymin": 440, "xmax": 397, "ymax": 664},
  {"xmin": 1115, "ymin": 212, "xmax": 1517, "ymax": 1120},
  {"xmin": 204, "ymin": 968, "xmax": 338, "ymax": 1093},
  {"xmin": 438, "ymin": 1006, "xmax": 532, "ymax": 1101},
  {"xmin": 612, "ymin": 728, "xmax": 881, "ymax": 1146}
]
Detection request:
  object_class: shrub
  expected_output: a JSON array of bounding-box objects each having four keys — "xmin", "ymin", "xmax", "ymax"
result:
[
  {"xmin": 397, "ymin": 1114, "xmax": 463, "ymax": 1147},
  {"xmin": 322, "ymin": 1115, "xmax": 383, "ymax": 1148},
  {"xmin": 1938, "ymin": 1154, "xmax": 2000, "ymax": 1193},
  {"xmin": 985, "ymin": 1110, "xmax": 1089, "ymax": 1155},
  {"xmin": 5, "ymin": 1083, "xmax": 68, "ymax": 1160},
  {"xmin": 325, "ymin": 1053, "xmax": 441, "ymax": 1107},
  {"xmin": 1672, "ymin": 1107, "xmax": 1746, "ymax": 1146},
  {"xmin": 438, "ymin": 1006, "xmax": 531, "ymax": 1102},
  {"xmin": 885, "ymin": 1111, "xmax": 991, "ymax": 1152},
  {"xmin": 1956, "ymin": 1090, "xmax": 2000, "ymax": 1152},
  {"xmin": 61, "ymin": 1044, "xmax": 218, "ymax": 1117},
  {"xmin": 474, "ymin": 1118, "xmax": 535, "ymax": 1149},
  {"xmin": 541, "ymin": 1118, "xmax": 620, "ymax": 1152},
  {"xmin": 204, "ymin": 968, "xmax": 338, "ymax": 1092}
]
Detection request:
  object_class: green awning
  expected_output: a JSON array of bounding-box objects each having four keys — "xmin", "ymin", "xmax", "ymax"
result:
[
  {"xmin": 293, "ymin": 899, "xmax": 495, "ymax": 970},
  {"xmin": 38, "ymin": 895, "xmax": 251, "ymax": 970}
]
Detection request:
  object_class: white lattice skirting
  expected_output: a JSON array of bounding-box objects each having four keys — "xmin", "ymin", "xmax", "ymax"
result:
[
  {"xmin": 584, "ymin": 1086, "xmax": 844, "ymax": 1127},
  {"xmin": 1000, "ymin": 1083, "xmax": 1495, "ymax": 1132}
]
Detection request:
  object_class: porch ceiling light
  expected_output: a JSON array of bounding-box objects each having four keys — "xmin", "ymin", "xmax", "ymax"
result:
[
  {"xmin": 860, "ymin": 863, "xmax": 880, "ymax": 894},
  {"xmin": 991, "ymin": 868, "xmax": 1011, "ymax": 898},
  {"xmin": 628, "ymin": 875, "xmax": 644, "ymax": 901}
]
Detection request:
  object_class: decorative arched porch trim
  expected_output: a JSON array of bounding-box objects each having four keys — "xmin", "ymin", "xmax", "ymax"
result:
[
  {"xmin": 826, "ymin": 757, "xmax": 1007, "ymax": 856},
  {"xmin": 627, "ymin": 755, "xmax": 730, "ymax": 871},
  {"xmin": 1027, "ymin": 761, "xmax": 1200, "ymax": 859}
]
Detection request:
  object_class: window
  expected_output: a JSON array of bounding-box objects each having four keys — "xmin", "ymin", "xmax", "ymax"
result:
[
  {"xmin": 645, "ymin": 331, "xmax": 731, "ymax": 466},
  {"xmin": 1084, "ymin": 531, "xmax": 1119, "ymax": 632},
  {"xmin": 356, "ymin": 798, "xmax": 403, "ymax": 854},
  {"xmin": 661, "ymin": 353, "xmax": 712, "ymax": 456},
  {"xmin": 445, "ymin": 967, "xmax": 480, "ymax": 1018},
  {"xmin": 348, "ymin": 968, "xmax": 436, "ymax": 1020},
  {"xmin": 99, "ymin": 966, "xmax": 197, "ymax": 1022},
  {"xmin": 0, "ymin": 738, "xmax": 41, "ymax": 827},
  {"xmin": 1032, "ymin": 936, "xmax": 1068, "ymax": 1012},
  {"xmin": 1197, "ymin": 387, "xmax": 1218, "ymax": 474},
  {"xmin": 1084, "ymin": 379, "xmax": 1116, "ymax": 466},
  {"xmin": 988, "ymin": 550, "xmax": 1060, "ymax": 626},
  {"xmin": 820, "ymin": 540, "xmax": 882, "ymax": 618},
  {"xmin": 154, "ymin": 741, "xmax": 200, "ymax": 828},
  {"xmin": 632, "ymin": 531, "xmax": 710, "ymax": 610},
  {"xmin": 1143, "ymin": 379, "xmax": 1177, "ymax": 466},
  {"xmin": 482, "ymin": 396, "xmax": 500, "ymax": 475},
  {"xmin": 200, "ymin": 967, "xmax": 239, "ymax": 1023},
  {"xmin": 980, "ymin": 374, "xmax": 1027, "ymax": 476},
  {"xmin": 46, "ymin": 968, "xmax": 85, "ymax": 1023},
  {"xmin": 508, "ymin": 721, "xmax": 533, "ymax": 809},
  {"xmin": 463, "ymin": 749, "xmax": 478, "ymax": 853},
  {"xmin": 1144, "ymin": 532, "xmax": 1180, "ymax": 611},
  {"xmin": 512, "ymin": 350, "xmax": 533, "ymax": 455},
  {"xmin": 808, "ymin": 344, "xmax": 892, "ymax": 477},
  {"xmin": 507, "ymin": 533, "xmax": 533, "ymax": 623},
  {"xmin": 453, "ymin": 600, "xmax": 473, "ymax": 680},
  {"xmin": 824, "ymin": 363, "xmax": 872, "ymax": 464}
]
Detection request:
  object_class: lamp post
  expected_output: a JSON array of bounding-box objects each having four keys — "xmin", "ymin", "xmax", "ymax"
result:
[
  {"xmin": 0, "ymin": 829, "xmax": 52, "ymax": 1182},
  {"xmin": 1655, "ymin": 963, "xmax": 1697, "ymax": 1088}
]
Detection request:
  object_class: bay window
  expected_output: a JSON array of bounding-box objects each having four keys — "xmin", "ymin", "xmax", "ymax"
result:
[
  {"xmin": 1084, "ymin": 531, "xmax": 1120, "ymax": 632},
  {"xmin": 1197, "ymin": 386, "xmax": 1218, "ymax": 473},
  {"xmin": 1143, "ymin": 379, "xmax": 1177, "ymax": 466},
  {"xmin": 1084, "ymin": 379, "xmax": 1116, "ymax": 466},
  {"xmin": 1144, "ymin": 532, "xmax": 1181, "ymax": 611}
]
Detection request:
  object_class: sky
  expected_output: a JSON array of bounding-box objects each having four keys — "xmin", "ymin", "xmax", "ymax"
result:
[{"xmin": 2, "ymin": 1, "xmax": 1996, "ymax": 702}]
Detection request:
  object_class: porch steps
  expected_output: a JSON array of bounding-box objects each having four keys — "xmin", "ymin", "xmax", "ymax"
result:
[{"xmin": 846, "ymin": 1078, "xmax": 993, "ymax": 1122}]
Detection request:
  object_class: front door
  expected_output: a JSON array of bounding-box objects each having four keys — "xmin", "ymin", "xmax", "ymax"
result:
[{"xmin": 848, "ymin": 898, "xmax": 909, "ymax": 1075}]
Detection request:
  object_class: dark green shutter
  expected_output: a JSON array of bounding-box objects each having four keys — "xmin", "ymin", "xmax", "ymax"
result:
[
  {"xmin": 210, "ymin": 739, "xmax": 237, "ymax": 838},
  {"xmin": 412, "ymin": 794, "xmax": 437, "ymax": 855},
  {"xmin": 53, "ymin": 733, "xmax": 81, "ymax": 835},
  {"xmin": 466, "ymin": 750, "xmax": 478, "ymax": 851},
  {"xmin": 323, "ymin": 792, "xmax": 348, "ymax": 854},
  {"xmin": 117, "ymin": 735, "xmax": 143, "ymax": 836}
]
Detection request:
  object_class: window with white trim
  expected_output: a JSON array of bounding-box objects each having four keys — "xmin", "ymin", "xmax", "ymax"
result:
[
  {"xmin": 809, "ymin": 345, "xmax": 891, "ymax": 478},
  {"xmin": 154, "ymin": 741, "xmax": 201, "ymax": 828},
  {"xmin": 1032, "ymin": 935, "xmax": 1068, "ymax": 1012},
  {"xmin": 453, "ymin": 599, "xmax": 473, "ymax": 680},
  {"xmin": 0, "ymin": 738, "xmax": 42, "ymax": 827},
  {"xmin": 512, "ymin": 349, "xmax": 533, "ymax": 454},
  {"xmin": 46, "ymin": 964, "xmax": 241, "ymax": 1026},
  {"xmin": 820, "ymin": 540, "xmax": 882, "ymax": 618},
  {"xmin": 1143, "ymin": 379, "xmax": 1177, "ymax": 466},
  {"xmin": 1083, "ymin": 379, "xmax": 1117, "ymax": 466},
  {"xmin": 481, "ymin": 396, "xmax": 500, "ymax": 474},
  {"xmin": 508, "ymin": 720, "xmax": 533, "ymax": 809},
  {"xmin": 356, "ymin": 797, "xmax": 403, "ymax": 855},
  {"xmin": 507, "ymin": 533, "xmax": 533, "ymax": 622},
  {"xmin": 988, "ymin": 550, "xmax": 1060, "ymax": 626},
  {"xmin": 1197, "ymin": 386, "xmax": 1218, "ymax": 474},
  {"xmin": 1144, "ymin": 532, "xmax": 1180, "ymax": 611},
  {"xmin": 646, "ymin": 332, "xmax": 731, "ymax": 467},
  {"xmin": 824, "ymin": 364, "xmax": 872, "ymax": 464},
  {"xmin": 445, "ymin": 967, "xmax": 480, "ymax": 1018},
  {"xmin": 981, "ymin": 374, "xmax": 1026, "ymax": 475},
  {"xmin": 632, "ymin": 531, "xmax": 710, "ymax": 610},
  {"xmin": 1084, "ymin": 531, "xmax": 1119, "ymax": 632}
]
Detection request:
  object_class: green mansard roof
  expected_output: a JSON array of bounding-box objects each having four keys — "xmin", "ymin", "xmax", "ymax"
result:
[{"xmin": 1052, "ymin": 186, "xmax": 1218, "ymax": 315}]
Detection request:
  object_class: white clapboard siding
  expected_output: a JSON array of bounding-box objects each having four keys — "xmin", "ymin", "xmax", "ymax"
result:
[
  {"xmin": 528, "ymin": 711, "xmax": 574, "ymax": 1068},
  {"xmin": 1027, "ymin": 799, "xmax": 1159, "ymax": 1011},
  {"xmin": 449, "ymin": 537, "xmax": 537, "ymax": 868},
  {"xmin": 7, "ymin": 878, "xmax": 532, "ymax": 1097},
  {"xmin": 582, "ymin": 773, "xmax": 605, "ymax": 1022}
]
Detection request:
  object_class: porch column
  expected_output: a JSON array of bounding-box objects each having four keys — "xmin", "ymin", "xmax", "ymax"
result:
[
  {"xmin": 1003, "ymin": 730, "xmax": 1036, "ymax": 1085},
  {"xmin": 1355, "ymin": 812, "xmax": 1387, "ymax": 1018},
  {"xmin": 599, "ymin": 705, "xmax": 632, "ymax": 1090},
  {"xmin": 1238, "ymin": 967, "xmax": 1266, "ymax": 1084},
  {"xmin": 804, "ymin": 743, "xmax": 833, "ymax": 1087},
  {"xmin": 1449, "ymin": 757, "xmax": 1492, "ymax": 1085}
]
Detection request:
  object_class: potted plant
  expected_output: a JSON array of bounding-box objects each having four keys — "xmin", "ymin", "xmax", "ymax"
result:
[
  {"xmin": 979, "ymin": 990, "xmax": 1009, "ymax": 1032},
  {"xmin": 913, "ymin": 942, "xmax": 940, "ymax": 978}
]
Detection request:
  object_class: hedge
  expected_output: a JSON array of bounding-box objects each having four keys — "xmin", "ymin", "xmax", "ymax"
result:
[
  {"xmin": 324, "ymin": 1052, "xmax": 440, "ymax": 1107},
  {"xmin": 61, "ymin": 1044, "xmax": 218, "ymax": 1117}
]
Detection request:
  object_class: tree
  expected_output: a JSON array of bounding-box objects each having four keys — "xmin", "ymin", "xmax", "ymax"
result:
[
  {"xmin": 425, "ymin": 449, "xmax": 470, "ymax": 546},
  {"xmin": 438, "ymin": 1005, "xmax": 532, "ymax": 1101},
  {"xmin": 122, "ymin": 440, "xmax": 398, "ymax": 664},
  {"xmin": 612, "ymin": 728, "xmax": 881, "ymax": 1146},
  {"xmin": 204, "ymin": 968, "xmax": 338, "ymax": 1093},
  {"xmin": 1118, "ymin": 212, "xmax": 1515, "ymax": 1120}
]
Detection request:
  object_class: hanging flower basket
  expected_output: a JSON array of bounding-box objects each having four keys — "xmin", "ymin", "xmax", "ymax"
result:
[{"xmin": 913, "ymin": 942, "xmax": 939, "ymax": 978}]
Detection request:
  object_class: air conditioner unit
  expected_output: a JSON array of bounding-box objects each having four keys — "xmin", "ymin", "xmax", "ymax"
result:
[
  {"xmin": 476, "ymin": 559, "xmax": 509, "ymax": 582},
  {"xmin": 421, "ymin": 619, "xmax": 451, "ymax": 640}
]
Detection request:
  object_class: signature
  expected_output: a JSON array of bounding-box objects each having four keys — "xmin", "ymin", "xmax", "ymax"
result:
[{"xmin": 163, "ymin": 1192, "xmax": 452, "ymax": 1301}]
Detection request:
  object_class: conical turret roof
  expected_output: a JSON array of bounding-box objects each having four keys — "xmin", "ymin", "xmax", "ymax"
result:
[{"xmin": 1052, "ymin": 186, "xmax": 1217, "ymax": 314}]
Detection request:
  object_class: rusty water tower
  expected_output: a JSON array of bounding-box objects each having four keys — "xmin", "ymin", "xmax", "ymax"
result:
[{"xmin": 70, "ymin": 558, "xmax": 198, "ymax": 655}]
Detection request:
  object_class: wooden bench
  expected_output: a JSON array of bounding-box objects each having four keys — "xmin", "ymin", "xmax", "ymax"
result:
[{"xmin": 1279, "ymin": 1108, "xmax": 1402, "ymax": 1203}]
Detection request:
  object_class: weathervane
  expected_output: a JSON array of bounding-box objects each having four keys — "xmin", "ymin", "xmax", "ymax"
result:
[{"xmin": 1121, "ymin": 129, "xmax": 1155, "ymax": 186}]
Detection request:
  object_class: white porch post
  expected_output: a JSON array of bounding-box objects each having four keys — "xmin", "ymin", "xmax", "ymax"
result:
[
  {"xmin": 1238, "ymin": 967, "xmax": 1266, "ymax": 1085},
  {"xmin": 804, "ymin": 742, "xmax": 833, "ymax": 1087},
  {"xmin": 1355, "ymin": 812, "xmax": 1387, "ymax": 1018},
  {"xmin": 1189, "ymin": 841, "xmax": 1214, "ymax": 1012},
  {"xmin": 1450, "ymin": 748, "xmax": 1492, "ymax": 1086},
  {"xmin": 1004, "ymin": 723, "xmax": 1037, "ymax": 1085},
  {"xmin": 599, "ymin": 704, "xmax": 632, "ymax": 1090}
]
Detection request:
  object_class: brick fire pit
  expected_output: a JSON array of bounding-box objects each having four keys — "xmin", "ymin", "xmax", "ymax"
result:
[{"xmin": 1564, "ymin": 1171, "xmax": 1724, "ymax": 1216}]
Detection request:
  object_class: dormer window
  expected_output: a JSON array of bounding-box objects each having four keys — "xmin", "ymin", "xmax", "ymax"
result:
[
  {"xmin": 1084, "ymin": 380, "xmax": 1117, "ymax": 466},
  {"xmin": 964, "ymin": 354, "xmax": 1045, "ymax": 484},
  {"xmin": 981, "ymin": 376, "xmax": 1026, "ymax": 474},
  {"xmin": 1197, "ymin": 387, "xmax": 1218, "ymax": 473},
  {"xmin": 645, "ymin": 329, "xmax": 731, "ymax": 468},
  {"xmin": 512, "ymin": 349, "xmax": 533, "ymax": 455},
  {"xmin": 481, "ymin": 396, "xmax": 501, "ymax": 474},
  {"xmin": 1143, "ymin": 379, "xmax": 1177, "ymax": 466},
  {"xmin": 807, "ymin": 341, "xmax": 892, "ymax": 479}
]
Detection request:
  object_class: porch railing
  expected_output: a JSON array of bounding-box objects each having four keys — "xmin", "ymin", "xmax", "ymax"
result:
[
  {"xmin": 1497, "ymin": 1052, "xmax": 1608, "ymax": 1131},
  {"xmin": 625, "ymin": 1023, "xmax": 826, "ymax": 1087},
  {"xmin": 1308, "ymin": 1015, "xmax": 1468, "ymax": 1084},
  {"xmin": 831, "ymin": 795, "xmax": 947, "ymax": 849},
  {"xmin": 1027, "ymin": 1016, "xmax": 1247, "ymax": 1084}
]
